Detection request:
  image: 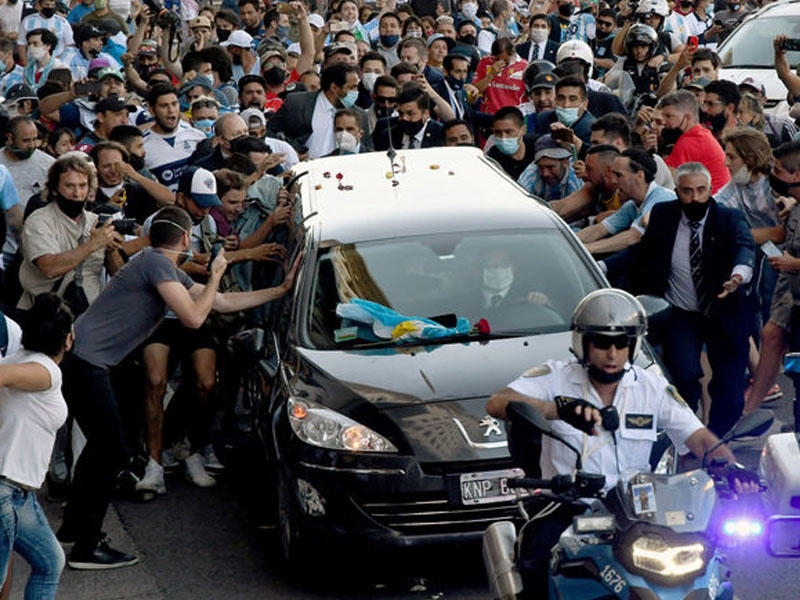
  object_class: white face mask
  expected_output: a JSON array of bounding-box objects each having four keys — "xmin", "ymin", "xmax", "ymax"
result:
[
  {"xmin": 530, "ymin": 28, "xmax": 549, "ymax": 44},
  {"xmin": 731, "ymin": 164, "xmax": 751, "ymax": 185},
  {"xmin": 462, "ymin": 2, "xmax": 478, "ymax": 19},
  {"xmin": 28, "ymin": 46, "xmax": 47, "ymax": 63},
  {"xmin": 335, "ymin": 130, "xmax": 360, "ymax": 154},
  {"xmin": 362, "ymin": 72, "xmax": 379, "ymax": 93},
  {"xmin": 483, "ymin": 267, "xmax": 514, "ymax": 291}
]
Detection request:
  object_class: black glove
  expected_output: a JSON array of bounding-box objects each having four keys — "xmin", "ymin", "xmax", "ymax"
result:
[
  {"xmin": 555, "ymin": 395, "xmax": 597, "ymax": 435},
  {"xmin": 721, "ymin": 463, "xmax": 761, "ymax": 490}
]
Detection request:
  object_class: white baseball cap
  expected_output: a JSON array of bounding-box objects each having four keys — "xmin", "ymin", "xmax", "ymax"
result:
[{"xmin": 220, "ymin": 30, "xmax": 254, "ymax": 49}]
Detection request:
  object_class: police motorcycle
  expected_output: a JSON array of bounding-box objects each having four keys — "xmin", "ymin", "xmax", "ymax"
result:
[
  {"xmin": 759, "ymin": 429, "xmax": 800, "ymax": 558},
  {"xmin": 483, "ymin": 400, "xmax": 773, "ymax": 600}
]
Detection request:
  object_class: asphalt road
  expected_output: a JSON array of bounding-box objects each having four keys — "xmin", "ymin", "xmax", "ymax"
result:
[{"xmin": 8, "ymin": 389, "xmax": 800, "ymax": 600}]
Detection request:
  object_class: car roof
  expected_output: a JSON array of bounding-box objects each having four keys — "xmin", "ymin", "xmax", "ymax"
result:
[
  {"xmin": 751, "ymin": 0, "xmax": 800, "ymax": 17},
  {"xmin": 294, "ymin": 147, "xmax": 559, "ymax": 243}
]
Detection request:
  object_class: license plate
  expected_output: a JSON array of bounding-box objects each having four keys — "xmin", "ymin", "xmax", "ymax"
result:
[{"xmin": 460, "ymin": 468, "xmax": 526, "ymax": 505}]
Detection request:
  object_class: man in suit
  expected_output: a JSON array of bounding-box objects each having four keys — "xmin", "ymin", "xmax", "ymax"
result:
[
  {"xmin": 604, "ymin": 162, "xmax": 756, "ymax": 437},
  {"xmin": 516, "ymin": 13, "xmax": 559, "ymax": 64},
  {"xmin": 325, "ymin": 108, "xmax": 371, "ymax": 156},
  {"xmin": 266, "ymin": 63, "xmax": 370, "ymax": 158},
  {"xmin": 371, "ymin": 86, "xmax": 443, "ymax": 150}
]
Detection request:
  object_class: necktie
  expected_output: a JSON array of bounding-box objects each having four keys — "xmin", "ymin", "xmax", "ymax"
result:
[
  {"xmin": 410, "ymin": 136, "xmax": 420, "ymax": 149},
  {"xmin": 689, "ymin": 221, "xmax": 709, "ymax": 314},
  {"xmin": 532, "ymin": 43, "xmax": 540, "ymax": 60}
]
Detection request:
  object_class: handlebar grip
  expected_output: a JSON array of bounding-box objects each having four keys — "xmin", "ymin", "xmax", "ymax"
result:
[{"xmin": 507, "ymin": 477, "xmax": 551, "ymax": 489}]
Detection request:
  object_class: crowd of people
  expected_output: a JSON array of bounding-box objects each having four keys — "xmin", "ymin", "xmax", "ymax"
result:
[{"xmin": 0, "ymin": 0, "xmax": 798, "ymax": 596}]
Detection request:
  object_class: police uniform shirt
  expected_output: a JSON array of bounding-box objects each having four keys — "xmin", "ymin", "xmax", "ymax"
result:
[{"xmin": 508, "ymin": 360, "xmax": 703, "ymax": 491}]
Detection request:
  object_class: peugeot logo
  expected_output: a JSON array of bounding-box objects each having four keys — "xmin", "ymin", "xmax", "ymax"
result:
[{"xmin": 479, "ymin": 415, "xmax": 502, "ymax": 437}]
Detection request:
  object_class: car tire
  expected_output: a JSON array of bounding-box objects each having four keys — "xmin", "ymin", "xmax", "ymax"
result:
[{"xmin": 277, "ymin": 468, "xmax": 309, "ymax": 576}]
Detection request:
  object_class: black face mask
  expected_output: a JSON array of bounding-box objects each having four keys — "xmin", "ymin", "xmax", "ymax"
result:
[
  {"xmin": 768, "ymin": 173, "xmax": 800, "ymax": 196},
  {"xmin": 55, "ymin": 194, "xmax": 86, "ymax": 219},
  {"xmin": 232, "ymin": 54, "xmax": 242, "ymax": 66},
  {"xmin": 587, "ymin": 364, "xmax": 626, "ymax": 384},
  {"xmin": 458, "ymin": 34, "xmax": 476, "ymax": 46},
  {"xmin": 375, "ymin": 104, "xmax": 394, "ymax": 119},
  {"xmin": 10, "ymin": 147, "xmax": 33, "ymax": 160},
  {"xmin": 129, "ymin": 154, "xmax": 145, "ymax": 171},
  {"xmin": 658, "ymin": 126, "xmax": 684, "ymax": 155},
  {"xmin": 558, "ymin": 4, "xmax": 574, "ymax": 16},
  {"xmin": 700, "ymin": 110, "xmax": 727, "ymax": 133},
  {"xmin": 264, "ymin": 67, "xmax": 286, "ymax": 87},
  {"xmin": 217, "ymin": 29, "xmax": 231, "ymax": 42},
  {"xmin": 681, "ymin": 200, "xmax": 709, "ymax": 221},
  {"xmin": 680, "ymin": 0, "xmax": 693, "ymax": 7},
  {"xmin": 402, "ymin": 119, "xmax": 425, "ymax": 136},
  {"xmin": 40, "ymin": 6, "xmax": 55, "ymax": 18}
]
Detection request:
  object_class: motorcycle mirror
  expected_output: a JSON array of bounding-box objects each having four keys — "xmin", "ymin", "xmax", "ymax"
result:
[
  {"xmin": 507, "ymin": 401, "xmax": 583, "ymax": 470},
  {"xmin": 702, "ymin": 409, "xmax": 774, "ymax": 467},
  {"xmin": 635, "ymin": 295, "xmax": 670, "ymax": 320}
]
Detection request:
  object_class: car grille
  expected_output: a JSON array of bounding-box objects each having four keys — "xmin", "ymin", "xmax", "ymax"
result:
[{"xmin": 360, "ymin": 492, "xmax": 521, "ymax": 536}]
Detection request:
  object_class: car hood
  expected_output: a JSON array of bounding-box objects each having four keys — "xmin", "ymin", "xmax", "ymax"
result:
[
  {"xmin": 291, "ymin": 333, "xmax": 570, "ymax": 462},
  {"xmin": 720, "ymin": 68, "xmax": 789, "ymax": 112}
]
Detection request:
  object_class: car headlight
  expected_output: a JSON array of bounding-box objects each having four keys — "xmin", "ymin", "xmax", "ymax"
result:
[
  {"xmin": 617, "ymin": 523, "xmax": 711, "ymax": 586},
  {"xmin": 287, "ymin": 397, "xmax": 398, "ymax": 453}
]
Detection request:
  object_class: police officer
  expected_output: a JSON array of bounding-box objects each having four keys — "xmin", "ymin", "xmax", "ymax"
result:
[{"xmin": 487, "ymin": 288, "xmax": 756, "ymax": 597}]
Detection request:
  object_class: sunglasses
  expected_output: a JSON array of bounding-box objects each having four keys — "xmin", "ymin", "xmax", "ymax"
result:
[
  {"xmin": 598, "ymin": 20, "xmax": 615, "ymax": 27},
  {"xmin": 587, "ymin": 334, "xmax": 632, "ymax": 350},
  {"xmin": 375, "ymin": 96, "xmax": 398, "ymax": 105}
]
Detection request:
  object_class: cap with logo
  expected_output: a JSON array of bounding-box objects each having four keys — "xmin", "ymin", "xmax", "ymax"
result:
[
  {"xmin": 96, "ymin": 95, "xmax": 136, "ymax": 113},
  {"xmin": 189, "ymin": 15, "xmax": 212, "ymax": 30},
  {"xmin": 75, "ymin": 24, "xmax": 104, "ymax": 44},
  {"xmin": 95, "ymin": 67, "xmax": 125, "ymax": 82},
  {"xmin": 240, "ymin": 107, "xmax": 267, "ymax": 128},
  {"xmin": 220, "ymin": 30, "xmax": 254, "ymax": 48},
  {"xmin": 179, "ymin": 166, "xmax": 221, "ymax": 208},
  {"xmin": 138, "ymin": 40, "xmax": 159, "ymax": 56},
  {"xmin": 683, "ymin": 76, "xmax": 711, "ymax": 91},
  {"xmin": 534, "ymin": 134, "xmax": 572, "ymax": 162},
  {"xmin": 739, "ymin": 76, "xmax": 766, "ymax": 96},
  {"xmin": 324, "ymin": 41, "xmax": 355, "ymax": 58},
  {"xmin": 426, "ymin": 33, "xmax": 455, "ymax": 51},
  {"xmin": 529, "ymin": 72, "xmax": 557, "ymax": 92}
]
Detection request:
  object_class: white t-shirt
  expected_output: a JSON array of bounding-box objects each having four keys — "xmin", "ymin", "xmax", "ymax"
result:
[
  {"xmin": 0, "ymin": 350, "xmax": 66, "ymax": 488},
  {"xmin": 142, "ymin": 122, "xmax": 206, "ymax": 192},
  {"xmin": 508, "ymin": 360, "xmax": 703, "ymax": 491},
  {"xmin": 1, "ymin": 315, "xmax": 22, "ymax": 358}
]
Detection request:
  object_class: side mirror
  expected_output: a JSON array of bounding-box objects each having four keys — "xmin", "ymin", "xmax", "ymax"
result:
[
  {"xmin": 506, "ymin": 401, "xmax": 583, "ymax": 470},
  {"xmin": 636, "ymin": 295, "xmax": 670, "ymax": 321},
  {"xmin": 724, "ymin": 409, "xmax": 774, "ymax": 443},
  {"xmin": 226, "ymin": 328, "xmax": 266, "ymax": 359}
]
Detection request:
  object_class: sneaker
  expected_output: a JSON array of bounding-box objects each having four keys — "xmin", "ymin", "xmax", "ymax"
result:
[
  {"xmin": 202, "ymin": 444, "xmax": 225, "ymax": 473},
  {"xmin": 68, "ymin": 539, "xmax": 139, "ymax": 570},
  {"xmin": 161, "ymin": 449, "xmax": 179, "ymax": 473},
  {"xmin": 135, "ymin": 458, "xmax": 166, "ymax": 500},
  {"xmin": 185, "ymin": 453, "xmax": 216, "ymax": 488}
]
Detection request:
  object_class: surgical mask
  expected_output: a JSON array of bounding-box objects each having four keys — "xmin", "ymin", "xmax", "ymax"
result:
[
  {"xmin": 40, "ymin": 6, "xmax": 55, "ymax": 17},
  {"xmin": 402, "ymin": 119, "xmax": 425, "ymax": 136},
  {"xmin": 700, "ymin": 110, "xmax": 727, "ymax": 133},
  {"xmin": 483, "ymin": 267, "xmax": 513, "ymax": 291},
  {"xmin": 193, "ymin": 119, "xmax": 215, "ymax": 138},
  {"xmin": 199, "ymin": 73, "xmax": 215, "ymax": 88},
  {"xmin": 462, "ymin": 2, "xmax": 478, "ymax": 19},
  {"xmin": 335, "ymin": 130, "xmax": 359, "ymax": 154},
  {"xmin": 277, "ymin": 25, "xmax": 290, "ymax": 38},
  {"xmin": 379, "ymin": 34, "xmax": 400, "ymax": 47},
  {"xmin": 459, "ymin": 33, "xmax": 476, "ymax": 46},
  {"xmin": 362, "ymin": 72, "xmax": 379, "ymax": 93},
  {"xmin": 407, "ymin": 30, "xmax": 423, "ymax": 38},
  {"xmin": 27, "ymin": 47, "xmax": 47, "ymax": 63},
  {"xmin": 217, "ymin": 29, "xmax": 231, "ymax": 42},
  {"xmin": 129, "ymin": 154, "xmax": 145, "ymax": 171},
  {"xmin": 558, "ymin": 3, "xmax": 574, "ymax": 16},
  {"xmin": 494, "ymin": 136, "xmax": 519, "ymax": 156},
  {"xmin": 341, "ymin": 89, "xmax": 359, "ymax": 108},
  {"xmin": 55, "ymin": 194, "xmax": 86, "ymax": 219},
  {"xmin": 446, "ymin": 75, "xmax": 464, "ymax": 90},
  {"xmin": 681, "ymin": 200, "xmax": 709, "ymax": 222},
  {"xmin": 530, "ymin": 28, "xmax": 548, "ymax": 44},
  {"xmin": 10, "ymin": 147, "xmax": 33, "ymax": 160},
  {"xmin": 731, "ymin": 165, "xmax": 751, "ymax": 185},
  {"xmin": 555, "ymin": 105, "xmax": 580, "ymax": 126}
]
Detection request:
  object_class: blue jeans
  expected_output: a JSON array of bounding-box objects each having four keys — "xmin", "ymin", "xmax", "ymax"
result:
[{"xmin": 0, "ymin": 480, "xmax": 64, "ymax": 600}]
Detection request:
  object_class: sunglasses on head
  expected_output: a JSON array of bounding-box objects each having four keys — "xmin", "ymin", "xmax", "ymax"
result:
[{"xmin": 587, "ymin": 333, "xmax": 631, "ymax": 350}]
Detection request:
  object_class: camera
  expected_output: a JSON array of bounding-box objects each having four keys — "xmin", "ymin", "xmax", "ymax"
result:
[
  {"xmin": 143, "ymin": 0, "xmax": 181, "ymax": 30},
  {"xmin": 98, "ymin": 214, "xmax": 138, "ymax": 236}
]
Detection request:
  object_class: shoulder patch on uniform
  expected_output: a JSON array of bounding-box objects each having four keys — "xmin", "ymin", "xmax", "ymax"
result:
[
  {"xmin": 522, "ymin": 364, "xmax": 551, "ymax": 378},
  {"xmin": 666, "ymin": 384, "xmax": 688, "ymax": 408}
]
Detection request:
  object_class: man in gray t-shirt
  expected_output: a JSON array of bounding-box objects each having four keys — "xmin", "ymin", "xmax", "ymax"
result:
[{"xmin": 59, "ymin": 205, "xmax": 300, "ymax": 571}]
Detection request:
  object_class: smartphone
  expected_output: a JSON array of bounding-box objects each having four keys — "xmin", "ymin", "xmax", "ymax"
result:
[
  {"xmin": 74, "ymin": 79, "xmax": 102, "ymax": 97},
  {"xmin": 782, "ymin": 38, "xmax": 800, "ymax": 52},
  {"xmin": 761, "ymin": 241, "xmax": 783, "ymax": 258},
  {"xmin": 551, "ymin": 128, "xmax": 574, "ymax": 143},
  {"xmin": 329, "ymin": 19, "xmax": 349, "ymax": 32},
  {"xmin": 687, "ymin": 35, "xmax": 699, "ymax": 50},
  {"xmin": 208, "ymin": 242, "xmax": 222, "ymax": 273}
]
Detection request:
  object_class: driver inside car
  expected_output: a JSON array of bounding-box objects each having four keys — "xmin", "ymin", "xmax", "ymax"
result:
[
  {"xmin": 478, "ymin": 247, "xmax": 549, "ymax": 311},
  {"xmin": 486, "ymin": 288, "xmax": 759, "ymax": 597}
]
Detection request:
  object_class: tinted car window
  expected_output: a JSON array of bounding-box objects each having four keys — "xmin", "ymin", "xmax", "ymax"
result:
[
  {"xmin": 719, "ymin": 16, "xmax": 800, "ymax": 67},
  {"xmin": 307, "ymin": 230, "xmax": 600, "ymax": 348}
]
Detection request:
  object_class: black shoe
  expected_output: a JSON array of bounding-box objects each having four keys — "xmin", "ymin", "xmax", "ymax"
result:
[{"xmin": 68, "ymin": 540, "xmax": 139, "ymax": 570}]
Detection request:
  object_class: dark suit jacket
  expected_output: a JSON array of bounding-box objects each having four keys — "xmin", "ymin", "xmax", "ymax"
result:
[
  {"xmin": 266, "ymin": 91, "xmax": 373, "ymax": 154},
  {"xmin": 604, "ymin": 199, "xmax": 756, "ymax": 323},
  {"xmin": 515, "ymin": 39, "xmax": 559, "ymax": 63},
  {"xmin": 371, "ymin": 117, "xmax": 443, "ymax": 151}
]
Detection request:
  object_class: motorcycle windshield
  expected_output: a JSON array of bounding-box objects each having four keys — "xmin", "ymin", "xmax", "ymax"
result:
[{"xmin": 617, "ymin": 470, "xmax": 716, "ymax": 533}]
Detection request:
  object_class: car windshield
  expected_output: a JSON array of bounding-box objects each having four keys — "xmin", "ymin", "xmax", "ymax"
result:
[
  {"xmin": 305, "ymin": 230, "xmax": 601, "ymax": 349},
  {"xmin": 719, "ymin": 15, "xmax": 800, "ymax": 67}
]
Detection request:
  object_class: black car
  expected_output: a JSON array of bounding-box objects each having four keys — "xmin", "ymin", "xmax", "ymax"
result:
[{"xmin": 241, "ymin": 147, "xmax": 664, "ymax": 567}]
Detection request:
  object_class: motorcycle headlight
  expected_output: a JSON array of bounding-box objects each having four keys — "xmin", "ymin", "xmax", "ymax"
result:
[
  {"xmin": 617, "ymin": 523, "xmax": 711, "ymax": 586},
  {"xmin": 287, "ymin": 397, "xmax": 398, "ymax": 453}
]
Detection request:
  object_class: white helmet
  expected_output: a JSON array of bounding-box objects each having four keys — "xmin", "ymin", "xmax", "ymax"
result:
[
  {"xmin": 556, "ymin": 40, "xmax": 594, "ymax": 79},
  {"xmin": 570, "ymin": 289, "xmax": 647, "ymax": 362},
  {"xmin": 636, "ymin": 0, "xmax": 670, "ymax": 18}
]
